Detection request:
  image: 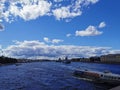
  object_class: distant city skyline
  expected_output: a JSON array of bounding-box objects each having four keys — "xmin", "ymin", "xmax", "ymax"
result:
[{"xmin": 0, "ymin": 0, "xmax": 120, "ymax": 59}]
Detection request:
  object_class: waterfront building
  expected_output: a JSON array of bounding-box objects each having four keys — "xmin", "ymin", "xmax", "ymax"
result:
[
  {"xmin": 100, "ymin": 54, "xmax": 120, "ymax": 63},
  {"xmin": 89, "ymin": 57, "xmax": 100, "ymax": 62}
]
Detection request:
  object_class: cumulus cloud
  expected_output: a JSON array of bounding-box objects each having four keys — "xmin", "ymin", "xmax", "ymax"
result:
[
  {"xmin": 76, "ymin": 25, "xmax": 102, "ymax": 36},
  {"xmin": 99, "ymin": 22, "xmax": 106, "ymax": 28},
  {"xmin": 52, "ymin": 6, "xmax": 82, "ymax": 20},
  {"xmin": 109, "ymin": 50, "xmax": 120, "ymax": 54},
  {"xmin": 0, "ymin": 0, "xmax": 52, "ymax": 22},
  {"xmin": 0, "ymin": 0, "xmax": 99, "ymax": 22},
  {"xmin": 75, "ymin": 21, "xmax": 106, "ymax": 37},
  {"xmin": 52, "ymin": 0, "xmax": 99, "ymax": 20},
  {"xmin": 43, "ymin": 37, "xmax": 63, "ymax": 44},
  {"xmin": 19, "ymin": 1, "xmax": 52, "ymax": 21},
  {"xmin": 3, "ymin": 40, "xmax": 117, "ymax": 59}
]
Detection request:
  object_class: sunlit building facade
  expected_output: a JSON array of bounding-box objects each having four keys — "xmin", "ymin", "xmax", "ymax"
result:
[{"xmin": 100, "ymin": 54, "xmax": 120, "ymax": 63}]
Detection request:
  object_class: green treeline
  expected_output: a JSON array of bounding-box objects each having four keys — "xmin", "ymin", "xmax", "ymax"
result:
[{"xmin": 0, "ymin": 56, "xmax": 17, "ymax": 64}]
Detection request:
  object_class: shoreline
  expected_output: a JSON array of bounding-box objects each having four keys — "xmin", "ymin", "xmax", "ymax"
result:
[
  {"xmin": 71, "ymin": 61, "xmax": 120, "ymax": 65},
  {"xmin": 0, "ymin": 60, "xmax": 120, "ymax": 67}
]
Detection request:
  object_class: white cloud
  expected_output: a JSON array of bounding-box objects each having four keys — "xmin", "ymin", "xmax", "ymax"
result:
[
  {"xmin": 75, "ymin": 21, "xmax": 106, "ymax": 37},
  {"xmin": 84, "ymin": 0, "xmax": 99, "ymax": 5},
  {"xmin": 0, "ymin": 0, "xmax": 99, "ymax": 22},
  {"xmin": 76, "ymin": 25, "xmax": 102, "ymax": 36},
  {"xmin": 99, "ymin": 22, "xmax": 106, "ymax": 28},
  {"xmin": 52, "ymin": 6, "xmax": 82, "ymax": 20},
  {"xmin": 19, "ymin": 1, "xmax": 52, "ymax": 21},
  {"xmin": 90, "ymin": 0, "xmax": 99, "ymax": 4},
  {"xmin": 66, "ymin": 33, "xmax": 72, "ymax": 37},
  {"xmin": 52, "ymin": 0, "xmax": 99, "ymax": 20},
  {"xmin": 54, "ymin": 0, "xmax": 63, "ymax": 2},
  {"xmin": 109, "ymin": 50, "xmax": 120, "ymax": 54},
  {"xmin": 51, "ymin": 39, "xmax": 63, "ymax": 44},
  {"xmin": 0, "ymin": 19, "xmax": 2, "ymax": 22},
  {"xmin": 1, "ymin": 0, "xmax": 52, "ymax": 22},
  {"xmin": 43, "ymin": 37, "xmax": 63, "ymax": 44},
  {"xmin": 43, "ymin": 37, "xmax": 50, "ymax": 43},
  {"xmin": 3, "ymin": 40, "xmax": 117, "ymax": 59}
]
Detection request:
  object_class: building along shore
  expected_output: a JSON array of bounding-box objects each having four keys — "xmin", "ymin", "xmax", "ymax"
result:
[{"xmin": 71, "ymin": 54, "xmax": 120, "ymax": 64}]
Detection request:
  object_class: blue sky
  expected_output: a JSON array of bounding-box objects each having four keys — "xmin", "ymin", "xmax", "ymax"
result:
[{"xmin": 0, "ymin": 0, "xmax": 120, "ymax": 59}]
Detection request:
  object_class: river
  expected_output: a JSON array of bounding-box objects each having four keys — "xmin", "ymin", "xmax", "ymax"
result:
[{"xmin": 0, "ymin": 62, "xmax": 120, "ymax": 90}]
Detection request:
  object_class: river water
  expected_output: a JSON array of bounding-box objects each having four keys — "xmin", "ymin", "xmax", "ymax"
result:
[{"xmin": 0, "ymin": 62, "xmax": 120, "ymax": 90}]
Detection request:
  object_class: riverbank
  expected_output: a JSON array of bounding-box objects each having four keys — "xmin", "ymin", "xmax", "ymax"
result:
[
  {"xmin": 0, "ymin": 57, "xmax": 120, "ymax": 69},
  {"xmin": 72, "ymin": 61, "xmax": 120, "ymax": 65}
]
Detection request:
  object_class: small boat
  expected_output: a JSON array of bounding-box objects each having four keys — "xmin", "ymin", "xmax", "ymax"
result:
[
  {"xmin": 15, "ymin": 63, "xmax": 22, "ymax": 66},
  {"xmin": 73, "ymin": 69, "xmax": 120, "ymax": 85},
  {"xmin": 62, "ymin": 56, "xmax": 71, "ymax": 64},
  {"xmin": 56, "ymin": 58, "xmax": 62, "ymax": 62},
  {"xmin": 63, "ymin": 60, "xmax": 71, "ymax": 64}
]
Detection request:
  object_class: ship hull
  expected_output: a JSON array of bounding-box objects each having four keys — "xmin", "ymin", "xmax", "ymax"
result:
[{"xmin": 73, "ymin": 70, "xmax": 120, "ymax": 85}]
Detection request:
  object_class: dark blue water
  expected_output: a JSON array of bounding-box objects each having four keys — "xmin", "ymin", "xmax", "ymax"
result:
[{"xmin": 0, "ymin": 62, "xmax": 120, "ymax": 90}]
